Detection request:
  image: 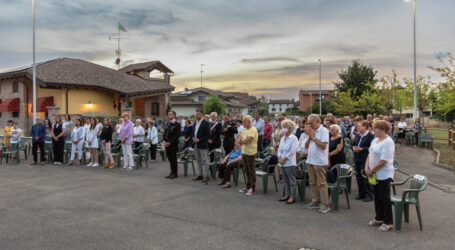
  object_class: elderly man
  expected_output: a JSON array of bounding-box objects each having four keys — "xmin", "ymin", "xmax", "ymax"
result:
[
  {"xmin": 253, "ymin": 111, "xmax": 265, "ymax": 157},
  {"xmin": 238, "ymin": 115, "xmax": 258, "ymax": 196},
  {"xmin": 305, "ymin": 114, "xmax": 330, "ymax": 213},
  {"xmin": 30, "ymin": 117, "xmax": 47, "ymax": 165},
  {"xmin": 163, "ymin": 111, "xmax": 181, "ymax": 179},
  {"xmin": 192, "ymin": 109, "xmax": 211, "ymax": 182},
  {"xmin": 217, "ymin": 141, "xmax": 242, "ymax": 188},
  {"xmin": 208, "ymin": 112, "xmax": 222, "ymax": 161}
]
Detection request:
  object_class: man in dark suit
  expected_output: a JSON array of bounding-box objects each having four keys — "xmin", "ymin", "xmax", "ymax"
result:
[
  {"xmin": 222, "ymin": 113, "xmax": 238, "ymax": 155},
  {"xmin": 352, "ymin": 120, "xmax": 375, "ymax": 202},
  {"xmin": 192, "ymin": 109, "xmax": 211, "ymax": 182},
  {"xmin": 163, "ymin": 110, "xmax": 181, "ymax": 179},
  {"xmin": 208, "ymin": 112, "xmax": 222, "ymax": 161}
]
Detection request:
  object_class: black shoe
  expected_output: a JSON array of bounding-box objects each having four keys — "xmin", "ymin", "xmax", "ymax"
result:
[
  {"xmin": 279, "ymin": 197, "xmax": 289, "ymax": 202},
  {"xmin": 31, "ymin": 162, "xmax": 38, "ymax": 166},
  {"xmin": 165, "ymin": 174, "xmax": 171, "ymax": 178},
  {"xmin": 192, "ymin": 176, "xmax": 203, "ymax": 181},
  {"xmin": 355, "ymin": 195, "xmax": 365, "ymax": 200},
  {"xmin": 363, "ymin": 196, "xmax": 373, "ymax": 202},
  {"xmin": 169, "ymin": 174, "xmax": 178, "ymax": 179}
]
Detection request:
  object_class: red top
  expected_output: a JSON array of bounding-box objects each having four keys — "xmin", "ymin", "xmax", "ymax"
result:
[{"xmin": 263, "ymin": 123, "xmax": 273, "ymax": 140}]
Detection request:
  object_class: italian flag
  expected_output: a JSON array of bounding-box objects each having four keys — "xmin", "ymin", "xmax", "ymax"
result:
[{"xmin": 119, "ymin": 23, "xmax": 127, "ymax": 32}]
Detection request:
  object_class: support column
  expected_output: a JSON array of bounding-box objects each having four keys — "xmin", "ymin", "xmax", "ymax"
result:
[{"xmin": 46, "ymin": 106, "xmax": 61, "ymax": 123}]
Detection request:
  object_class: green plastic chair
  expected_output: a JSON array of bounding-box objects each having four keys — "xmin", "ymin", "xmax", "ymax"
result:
[
  {"xmin": 209, "ymin": 149, "xmax": 225, "ymax": 180},
  {"xmin": 391, "ymin": 174, "xmax": 428, "ymax": 232},
  {"xmin": 255, "ymin": 155, "xmax": 277, "ymax": 194},
  {"xmin": 18, "ymin": 140, "xmax": 28, "ymax": 160},
  {"xmin": 158, "ymin": 145, "xmax": 167, "ymax": 161},
  {"xmin": 233, "ymin": 161, "xmax": 246, "ymax": 186},
  {"xmin": 328, "ymin": 164, "xmax": 353, "ymax": 211},
  {"xmin": 345, "ymin": 154, "xmax": 355, "ymax": 193},
  {"xmin": 177, "ymin": 148, "xmax": 196, "ymax": 177},
  {"xmin": 393, "ymin": 160, "xmax": 400, "ymax": 171},
  {"xmin": 405, "ymin": 132, "xmax": 415, "ymax": 146},
  {"xmin": 418, "ymin": 133, "xmax": 433, "ymax": 149},
  {"xmin": 110, "ymin": 143, "xmax": 123, "ymax": 168},
  {"xmin": 296, "ymin": 159, "xmax": 308, "ymax": 203},
  {"xmin": 1, "ymin": 143, "xmax": 20, "ymax": 164}
]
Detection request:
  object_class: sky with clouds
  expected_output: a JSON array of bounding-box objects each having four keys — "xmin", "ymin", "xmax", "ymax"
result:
[{"xmin": 1, "ymin": 0, "xmax": 454, "ymax": 99}]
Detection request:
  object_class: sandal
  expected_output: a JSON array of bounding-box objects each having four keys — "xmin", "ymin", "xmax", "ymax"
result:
[
  {"xmin": 377, "ymin": 224, "xmax": 394, "ymax": 232},
  {"xmin": 367, "ymin": 219, "xmax": 383, "ymax": 226},
  {"xmin": 222, "ymin": 183, "xmax": 231, "ymax": 189}
]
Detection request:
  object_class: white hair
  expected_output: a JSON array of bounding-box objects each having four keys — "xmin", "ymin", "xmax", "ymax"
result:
[
  {"xmin": 210, "ymin": 112, "xmax": 218, "ymax": 117},
  {"xmin": 308, "ymin": 114, "xmax": 321, "ymax": 123},
  {"xmin": 330, "ymin": 124, "xmax": 342, "ymax": 134},
  {"xmin": 243, "ymin": 115, "xmax": 253, "ymax": 123}
]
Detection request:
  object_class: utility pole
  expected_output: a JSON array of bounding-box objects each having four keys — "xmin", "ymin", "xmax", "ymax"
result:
[
  {"xmin": 200, "ymin": 64, "xmax": 205, "ymax": 88},
  {"xmin": 318, "ymin": 59, "xmax": 322, "ymax": 115}
]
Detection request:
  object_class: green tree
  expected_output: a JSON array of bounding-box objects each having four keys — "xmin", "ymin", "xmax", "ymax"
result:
[
  {"xmin": 403, "ymin": 76, "xmax": 435, "ymax": 118},
  {"xmin": 335, "ymin": 59, "xmax": 378, "ymax": 99},
  {"xmin": 333, "ymin": 89, "xmax": 357, "ymax": 115},
  {"xmin": 356, "ymin": 87, "xmax": 384, "ymax": 116},
  {"xmin": 394, "ymin": 89, "xmax": 408, "ymax": 116},
  {"xmin": 306, "ymin": 100, "xmax": 335, "ymax": 115},
  {"xmin": 203, "ymin": 94, "xmax": 226, "ymax": 116},
  {"xmin": 257, "ymin": 108, "xmax": 269, "ymax": 117},
  {"xmin": 378, "ymin": 70, "xmax": 401, "ymax": 115},
  {"xmin": 429, "ymin": 52, "xmax": 455, "ymax": 122}
]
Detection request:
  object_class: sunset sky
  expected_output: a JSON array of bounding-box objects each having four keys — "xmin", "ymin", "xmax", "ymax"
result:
[{"xmin": 1, "ymin": 0, "xmax": 454, "ymax": 99}]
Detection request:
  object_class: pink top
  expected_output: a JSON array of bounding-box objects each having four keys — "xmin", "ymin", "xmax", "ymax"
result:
[{"xmin": 263, "ymin": 123, "xmax": 273, "ymax": 140}]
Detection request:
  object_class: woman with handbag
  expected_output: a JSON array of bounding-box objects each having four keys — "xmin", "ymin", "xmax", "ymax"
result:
[
  {"xmin": 277, "ymin": 119, "xmax": 298, "ymax": 204},
  {"xmin": 365, "ymin": 120, "xmax": 395, "ymax": 232}
]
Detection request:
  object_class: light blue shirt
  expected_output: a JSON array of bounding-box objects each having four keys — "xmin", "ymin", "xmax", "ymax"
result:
[
  {"xmin": 253, "ymin": 118, "xmax": 265, "ymax": 136},
  {"xmin": 71, "ymin": 127, "xmax": 84, "ymax": 142}
]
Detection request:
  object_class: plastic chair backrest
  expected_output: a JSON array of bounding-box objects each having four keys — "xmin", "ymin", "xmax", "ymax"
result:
[
  {"xmin": 393, "ymin": 160, "xmax": 400, "ymax": 170},
  {"xmin": 9, "ymin": 143, "xmax": 19, "ymax": 151},
  {"xmin": 346, "ymin": 154, "xmax": 354, "ymax": 166},
  {"xmin": 408, "ymin": 174, "xmax": 427, "ymax": 200},
  {"xmin": 334, "ymin": 163, "xmax": 352, "ymax": 187}
]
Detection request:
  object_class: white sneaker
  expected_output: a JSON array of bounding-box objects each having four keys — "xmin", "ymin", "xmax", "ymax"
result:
[
  {"xmin": 239, "ymin": 188, "xmax": 248, "ymax": 193},
  {"xmin": 92, "ymin": 163, "xmax": 99, "ymax": 167},
  {"xmin": 246, "ymin": 188, "xmax": 256, "ymax": 196},
  {"xmin": 126, "ymin": 167, "xmax": 133, "ymax": 171},
  {"xmin": 86, "ymin": 163, "xmax": 93, "ymax": 167}
]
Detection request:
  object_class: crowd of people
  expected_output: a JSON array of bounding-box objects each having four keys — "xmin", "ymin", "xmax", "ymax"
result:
[{"xmin": 2, "ymin": 110, "xmax": 421, "ymax": 232}]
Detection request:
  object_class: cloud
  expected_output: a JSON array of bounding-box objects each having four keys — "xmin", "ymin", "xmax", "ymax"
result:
[
  {"xmin": 241, "ymin": 57, "xmax": 298, "ymax": 64},
  {"xmin": 235, "ymin": 34, "xmax": 284, "ymax": 44}
]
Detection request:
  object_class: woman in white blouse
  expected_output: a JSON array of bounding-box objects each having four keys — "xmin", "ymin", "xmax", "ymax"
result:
[
  {"xmin": 69, "ymin": 118, "xmax": 84, "ymax": 166},
  {"xmin": 277, "ymin": 119, "xmax": 299, "ymax": 204},
  {"xmin": 147, "ymin": 119, "xmax": 158, "ymax": 161},
  {"xmin": 365, "ymin": 120, "xmax": 395, "ymax": 232},
  {"xmin": 86, "ymin": 118, "xmax": 100, "ymax": 167},
  {"xmin": 397, "ymin": 118, "xmax": 407, "ymax": 145},
  {"xmin": 133, "ymin": 119, "xmax": 145, "ymax": 153}
]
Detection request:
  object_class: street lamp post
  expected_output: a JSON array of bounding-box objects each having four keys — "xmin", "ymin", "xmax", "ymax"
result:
[
  {"xmin": 318, "ymin": 59, "xmax": 322, "ymax": 115},
  {"xmin": 200, "ymin": 64, "xmax": 205, "ymax": 88},
  {"xmin": 32, "ymin": 0, "xmax": 37, "ymax": 124},
  {"xmin": 406, "ymin": 0, "xmax": 418, "ymax": 119}
]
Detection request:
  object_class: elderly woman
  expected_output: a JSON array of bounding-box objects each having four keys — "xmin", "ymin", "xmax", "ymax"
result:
[
  {"xmin": 278, "ymin": 119, "xmax": 299, "ymax": 204},
  {"xmin": 366, "ymin": 120, "xmax": 395, "ymax": 232},
  {"xmin": 119, "ymin": 112, "xmax": 135, "ymax": 170},
  {"xmin": 269, "ymin": 116, "xmax": 285, "ymax": 170},
  {"xmin": 397, "ymin": 118, "xmax": 407, "ymax": 145},
  {"xmin": 327, "ymin": 124, "xmax": 346, "ymax": 183}
]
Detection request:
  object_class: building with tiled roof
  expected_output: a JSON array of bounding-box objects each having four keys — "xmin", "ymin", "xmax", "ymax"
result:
[{"xmin": 0, "ymin": 58, "xmax": 175, "ymax": 127}]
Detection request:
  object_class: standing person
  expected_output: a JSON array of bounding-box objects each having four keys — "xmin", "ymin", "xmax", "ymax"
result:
[
  {"xmin": 10, "ymin": 122, "xmax": 22, "ymax": 145},
  {"xmin": 163, "ymin": 111, "xmax": 181, "ymax": 179},
  {"xmin": 297, "ymin": 121, "xmax": 309, "ymax": 159},
  {"xmin": 208, "ymin": 112, "xmax": 222, "ymax": 161},
  {"xmin": 238, "ymin": 115, "xmax": 258, "ymax": 196},
  {"xmin": 253, "ymin": 111, "xmax": 265, "ymax": 157},
  {"xmin": 350, "ymin": 116, "xmax": 364, "ymax": 142},
  {"xmin": 234, "ymin": 119, "xmax": 244, "ymax": 140},
  {"xmin": 294, "ymin": 118, "xmax": 306, "ymax": 140},
  {"xmin": 30, "ymin": 117, "xmax": 46, "ymax": 165},
  {"xmin": 336, "ymin": 118, "xmax": 347, "ymax": 138},
  {"xmin": 366, "ymin": 120, "xmax": 395, "ymax": 232},
  {"xmin": 277, "ymin": 119, "xmax": 299, "ymax": 204},
  {"xmin": 51, "ymin": 115, "xmax": 65, "ymax": 165},
  {"xmin": 63, "ymin": 114, "xmax": 73, "ymax": 142},
  {"xmin": 83, "ymin": 117, "xmax": 91, "ymax": 152},
  {"xmin": 304, "ymin": 114, "xmax": 330, "ymax": 213},
  {"xmin": 95, "ymin": 117, "xmax": 103, "ymax": 137},
  {"xmin": 192, "ymin": 109, "xmax": 211, "ymax": 182},
  {"xmin": 118, "ymin": 112, "xmax": 134, "ymax": 171},
  {"xmin": 262, "ymin": 116, "xmax": 273, "ymax": 149},
  {"xmin": 412, "ymin": 117, "xmax": 423, "ymax": 146},
  {"xmin": 397, "ymin": 118, "xmax": 407, "ymax": 145},
  {"xmin": 222, "ymin": 113, "xmax": 238, "ymax": 155},
  {"xmin": 182, "ymin": 119, "xmax": 193, "ymax": 150},
  {"xmin": 44, "ymin": 118, "xmax": 52, "ymax": 131},
  {"xmin": 147, "ymin": 118, "xmax": 158, "ymax": 161},
  {"xmin": 327, "ymin": 125, "xmax": 346, "ymax": 183},
  {"xmin": 270, "ymin": 116, "xmax": 285, "ymax": 168},
  {"xmin": 178, "ymin": 115, "xmax": 186, "ymax": 133},
  {"xmin": 68, "ymin": 119, "xmax": 84, "ymax": 166},
  {"xmin": 86, "ymin": 118, "xmax": 99, "ymax": 167},
  {"xmin": 352, "ymin": 120, "xmax": 375, "ymax": 202},
  {"xmin": 100, "ymin": 118, "xmax": 114, "ymax": 169},
  {"xmin": 218, "ymin": 142, "xmax": 243, "ymax": 188},
  {"xmin": 3, "ymin": 120, "xmax": 13, "ymax": 147},
  {"xmin": 293, "ymin": 117, "xmax": 301, "ymax": 134},
  {"xmin": 133, "ymin": 119, "xmax": 145, "ymax": 153}
]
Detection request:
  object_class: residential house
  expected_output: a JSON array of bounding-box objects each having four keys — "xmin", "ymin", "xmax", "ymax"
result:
[
  {"xmin": 299, "ymin": 87, "xmax": 334, "ymax": 111},
  {"xmin": 269, "ymin": 99, "xmax": 295, "ymax": 115},
  {"xmin": 0, "ymin": 58, "xmax": 174, "ymax": 128}
]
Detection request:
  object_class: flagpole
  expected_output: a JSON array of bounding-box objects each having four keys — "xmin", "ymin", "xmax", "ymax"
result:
[
  {"xmin": 117, "ymin": 25, "xmax": 120, "ymax": 69},
  {"xmin": 32, "ymin": 0, "xmax": 37, "ymax": 124}
]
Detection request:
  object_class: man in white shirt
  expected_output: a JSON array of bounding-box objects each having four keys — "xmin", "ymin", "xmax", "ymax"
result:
[
  {"xmin": 304, "ymin": 114, "xmax": 330, "ymax": 213},
  {"xmin": 178, "ymin": 115, "xmax": 186, "ymax": 132},
  {"xmin": 234, "ymin": 119, "xmax": 244, "ymax": 140}
]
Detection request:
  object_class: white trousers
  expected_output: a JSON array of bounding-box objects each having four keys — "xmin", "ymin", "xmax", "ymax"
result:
[
  {"xmin": 70, "ymin": 141, "xmax": 83, "ymax": 161},
  {"xmin": 122, "ymin": 143, "xmax": 135, "ymax": 168}
]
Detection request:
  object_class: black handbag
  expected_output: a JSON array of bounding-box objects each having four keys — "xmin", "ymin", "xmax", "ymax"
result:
[{"xmin": 295, "ymin": 164, "xmax": 306, "ymax": 180}]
